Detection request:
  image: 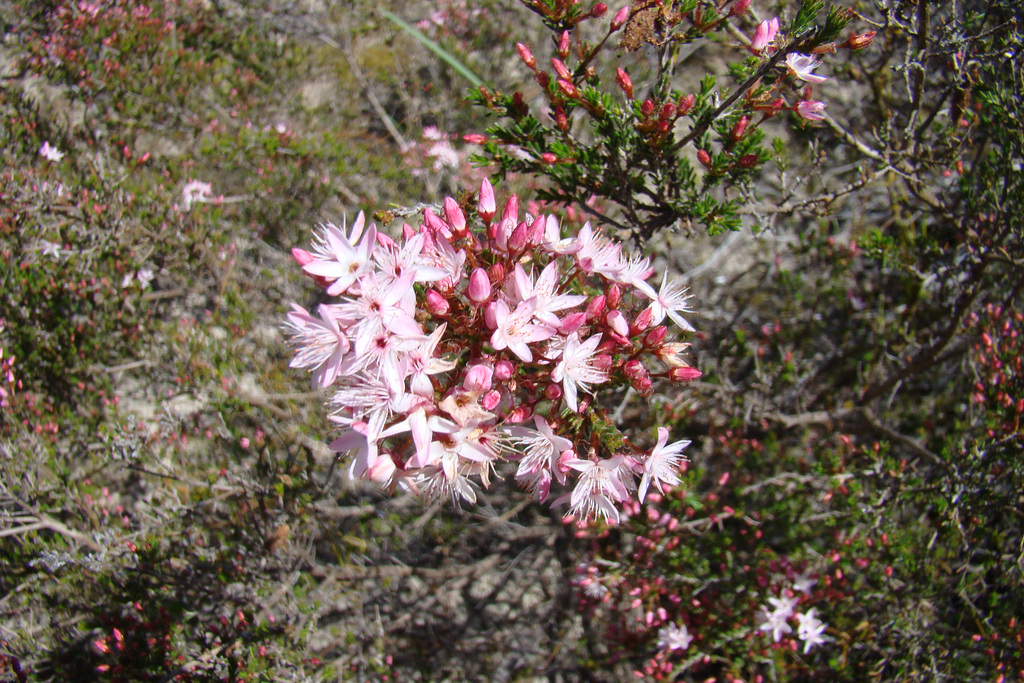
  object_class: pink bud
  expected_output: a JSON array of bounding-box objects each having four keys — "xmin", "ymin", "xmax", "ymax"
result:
[
  {"xmin": 484, "ymin": 301, "xmax": 499, "ymax": 329},
  {"xmin": 730, "ymin": 0, "xmax": 750, "ymax": 16},
  {"xmin": 623, "ymin": 359, "xmax": 646, "ymax": 380},
  {"xmin": 645, "ymin": 325, "xmax": 668, "ymax": 346},
  {"xmin": 697, "ymin": 149, "xmax": 712, "ymax": 167},
  {"xmin": 487, "ymin": 262, "xmax": 505, "ymax": 284},
  {"xmin": 731, "ymin": 115, "xmax": 749, "ymax": 141},
  {"xmin": 606, "ymin": 309, "xmax": 629, "ymax": 336},
  {"xmin": 586, "ymin": 295, "xmax": 606, "ymax": 320},
  {"xmin": 444, "ymin": 196, "xmax": 467, "ymax": 234},
  {"xmin": 615, "ymin": 67, "xmax": 634, "ymax": 99},
  {"xmin": 478, "ymin": 178, "xmax": 496, "ymax": 223},
  {"xmin": 507, "ymin": 405, "xmax": 533, "ymax": 423},
  {"xmin": 844, "ymin": 31, "xmax": 876, "ymax": 50},
  {"xmin": 500, "ymin": 193, "xmax": 519, "ymax": 226},
  {"xmin": 593, "ymin": 354, "xmax": 613, "ymax": 372},
  {"xmin": 607, "ymin": 284, "xmax": 622, "ymax": 309},
  {"xmin": 592, "ymin": 3, "xmax": 608, "ymax": 17},
  {"xmin": 552, "ymin": 105, "xmax": 568, "ymax": 131},
  {"xmin": 557, "ymin": 31, "xmax": 570, "ymax": 59},
  {"xmin": 516, "ymin": 42, "xmax": 536, "ymax": 70},
  {"xmin": 425, "ymin": 289, "xmax": 449, "ymax": 317},
  {"xmin": 545, "ymin": 383, "xmax": 562, "ymax": 400},
  {"xmin": 468, "ymin": 267, "xmax": 492, "ymax": 304},
  {"xmin": 610, "ymin": 6, "xmax": 629, "ymax": 30},
  {"xmin": 482, "ymin": 389, "xmax": 502, "ymax": 411},
  {"xmin": 291, "ymin": 247, "xmax": 314, "ymax": 266},
  {"xmin": 463, "ymin": 133, "xmax": 488, "ymax": 144},
  {"xmin": 677, "ymin": 93, "xmax": 695, "ymax": 115},
  {"xmin": 641, "ymin": 99, "xmax": 655, "ymax": 117},
  {"xmin": 402, "ymin": 222, "xmax": 417, "ymax": 240},
  {"xmin": 423, "ymin": 207, "xmax": 449, "ymax": 236},
  {"xmin": 509, "ymin": 221, "xmax": 530, "ymax": 251},
  {"xmin": 632, "ymin": 306, "xmax": 654, "ymax": 334},
  {"xmin": 552, "ymin": 58, "xmax": 572, "ymax": 80},
  {"xmin": 669, "ymin": 366, "xmax": 702, "ymax": 382},
  {"xmin": 633, "ymin": 375, "xmax": 653, "ymax": 396},
  {"xmin": 376, "ymin": 231, "xmax": 397, "ymax": 249},
  {"xmin": 535, "ymin": 71, "xmax": 550, "ymax": 88},
  {"xmin": 557, "ymin": 79, "xmax": 580, "ymax": 99},
  {"xmin": 464, "ymin": 364, "xmax": 494, "ymax": 392},
  {"xmin": 559, "ymin": 311, "xmax": 587, "ymax": 335},
  {"xmin": 494, "ymin": 360, "xmax": 514, "ymax": 381},
  {"xmin": 540, "ymin": 152, "xmax": 558, "ymax": 165},
  {"xmin": 750, "ymin": 17, "xmax": 779, "ymax": 52},
  {"xmin": 659, "ymin": 102, "xmax": 676, "ymax": 120},
  {"xmin": 527, "ymin": 215, "xmax": 546, "ymax": 246},
  {"xmin": 738, "ymin": 154, "xmax": 759, "ymax": 168}
]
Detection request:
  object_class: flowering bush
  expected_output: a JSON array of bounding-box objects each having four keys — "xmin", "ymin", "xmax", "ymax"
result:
[{"xmin": 286, "ymin": 179, "xmax": 699, "ymax": 520}]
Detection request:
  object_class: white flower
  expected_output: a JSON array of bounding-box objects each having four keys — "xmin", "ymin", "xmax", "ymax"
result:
[
  {"xmin": 551, "ymin": 332, "xmax": 607, "ymax": 412},
  {"xmin": 638, "ymin": 427, "xmax": 690, "ymax": 502},
  {"xmin": 181, "ymin": 180, "xmax": 212, "ymax": 209},
  {"xmin": 758, "ymin": 606, "xmax": 792, "ymax": 642},
  {"xmin": 796, "ymin": 608, "xmax": 829, "ymax": 653},
  {"xmin": 39, "ymin": 142, "xmax": 64, "ymax": 162},
  {"xmin": 657, "ymin": 622, "xmax": 693, "ymax": 651},
  {"xmin": 785, "ymin": 53, "xmax": 827, "ymax": 84},
  {"xmin": 636, "ymin": 271, "xmax": 695, "ymax": 331},
  {"xmin": 302, "ymin": 213, "xmax": 378, "ymax": 297}
]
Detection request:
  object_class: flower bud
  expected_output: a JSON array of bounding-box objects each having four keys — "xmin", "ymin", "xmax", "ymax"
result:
[
  {"xmin": 591, "ymin": 3, "xmax": 608, "ymax": 18},
  {"xmin": 468, "ymin": 267, "xmax": 492, "ymax": 304},
  {"xmin": 291, "ymin": 247, "xmax": 314, "ymax": 266},
  {"xmin": 606, "ymin": 309, "xmax": 629, "ymax": 337},
  {"xmin": 552, "ymin": 105, "xmax": 568, "ymax": 132},
  {"xmin": 444, "ymin": 196, "xmax": 466, "ymax": 234},
  {"xmin": 731, "ymin": 115, "xmax": 749, "ymax": 142},
  {"xmin": 527, "ymin": 215, "xmax": 546, "ymax": 246},
  {"xmin": 592, "ymin": 354, "xmax": 613, "ymax": 372},
  {"xmin": 423, "ymin": 207, "xmax": 448, "ymax": 235},
  {"xmin": 545, "ymin": 383, "xmax": 563, "ymax": 400},
  {"xmin": 516, "ymin": 42, "xmax": 537, "ymax": 70},
  {"xmin": 509, "ymin": 221, "xmax": 530, "ymax": 251},
  {"xmin": 738, "ymin": 154, "xmax": 759, "ymax": 168},
  {"xmin": 557, "ymin": 31, "xmax": 570, "ymax": 59},
  {"xmin": 610, "ymin": 5, "xmax": 629, "ymax": 30},
  {"xmin": 844, "ymin": 31, "xmax": 876, "ymax": 50},
  {"xmin": 641, "ymin": 99, "xmax": 656, "ymax": 117},
  {"xmin": 606, "ymin": 284, "xmax": 622, "ymax": 309},
  {"xmin": 484, "ymin": 301, "xmax": 499, "ymax": 329},
  {"xmin": 535, "ymin": 71, "xmax": 550, "ymax": 88},
  {"xmin": 494, "ymin": 360, "xmax": 514, "ymax": 381},
  {"xmin": 482, "ymin": 389, "xmax": 502, "ymax": 411},
  {"xmin": 645, "ymin": 325, "xmax": 668, "ymax": 347},
  {"xmin": 586, "ymin": 295, "xmax": 606, "ymax": 320},
  {"xmin": 623, "ymin": 359, "xmax": 646, "ymax": 380},
  {"xmin": 615, "ymin": 67, "xmax": 634, "ymax": 99},
  {"xmin": 633, "ymin": 374, "xmax": 654, "ymax": 396},
  {"xmin": 425, "ymin": 289, "xmax": 449, "ymax": 316},
  {"xmin": 540, "ymin": 152, "xmax": 558, "ymax": 165},
  {"xmin": 487, "ymin": 262, "xmax": 505, "ymax": 284},
  {"xmin": 632, "ymin": 306, "xmax": 654, "ymax": 335},
  {"xmin": 464, "ymin": 364, "xmax": 494, "ymax": 392},
  {"xmin": 729, "ymin": 0, "xmax": 750, "ymax": 16},
  {"xmin": 559, "ymin": 311, "xmax": 587, "ymax": 335},
  {"xmin": 669, "ymin": 366, "xmax": 703, "ymax": 382},
  {"xmin": 659, "ymin": 102, "xmax": 676, "ymax": 120},
  {"xmin": 463, "ymin": 133, "xmax": 488, "ymax": 144},
  {"xmin": 677, "ymin": 93, "xmax": 695, "ymax": 115},
  {"xmin": 376, "ymin": 231, "xmax": 397, "ymax": 249},
  {"xmin": 557, "ymin": 79, "xmax": 580, "ymax": 100},
  {"xmin": 697, "ymin": 149, "xmax": 712, "ymax": 168},
  {"xmin": 657, "ymin": 119, "xmax": 671, "ymax": 135},
  {"xmin": 552, "ymin": 58, "xmax": 572, "ymax": 80},
  {"xmin": 507, "ymin": 404, "xmax": 533, "ymax": 423},
  {"xmin": 402, "ymin": 222, "xmax": 417, "ymax": 240}
]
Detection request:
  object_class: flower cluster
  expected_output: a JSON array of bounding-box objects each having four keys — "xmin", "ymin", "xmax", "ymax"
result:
[
  {"xmin": 285, "ymin": 181, "xmax": 698, "ymax": 520},
  {"xmin": 756, "ymin": 579, "xmax": 830, "ymax": 653}
]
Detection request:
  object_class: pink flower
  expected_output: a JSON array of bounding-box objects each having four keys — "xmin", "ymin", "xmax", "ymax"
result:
[
  {"xmin": 551, "ymin": 332, "xmax": 608, "ymax": 412},
  {"xmin": 750, "ymin": 17, "xmax": 779, "ymax": 52},
  {"xmin": 39, "ymin": 141, "xmax": 64, "ymax": 162},
  {"xmin": 796, "ymin": 100, "xmax": 827, "ymax": 121},
  {"xmin": 284, "ymin": 304, "xmax": 350, "ymax": 388},
  {"xmin": 490, "ymin": 298, "xmax": 554, "ymax": 362},
  {"xmin": 181, "ymin": 180, "xmax": 212, "ymax": 209},
  {"xmin": 302, "ymin": 213, "xmax": 378, "ymax": 297},
  {"xmin": 785, "ymin": 53, "xmax": 827, "ymax": 84},
  {"xmin": 638, "ymin": 427, "xmax": 690, "ymax": 502}
]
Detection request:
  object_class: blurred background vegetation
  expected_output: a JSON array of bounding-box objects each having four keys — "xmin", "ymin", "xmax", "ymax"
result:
[{"xmin": 0, "ymin": 0, "xmax": 1021, "ymax": 680}]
